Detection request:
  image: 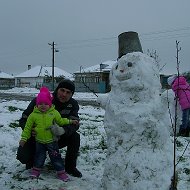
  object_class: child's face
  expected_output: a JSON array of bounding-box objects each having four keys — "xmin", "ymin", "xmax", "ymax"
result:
[{"xmin": 37, "ymin": 103, "xmax": 50, "ymax": 112}]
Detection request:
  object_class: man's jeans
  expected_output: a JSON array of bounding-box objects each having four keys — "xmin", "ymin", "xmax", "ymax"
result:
[
  {"xmin": 181, "ymin": 108, "xmax": 190, "ymax": 130},
  {"xmin": 34, "ymin": 141, "xmax": 64, "ymax": 171}
]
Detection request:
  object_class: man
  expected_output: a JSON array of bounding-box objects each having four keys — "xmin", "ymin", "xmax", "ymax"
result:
[{"xmin": 17, "ymin": 79, "xmax": 82, "ymax": 178}]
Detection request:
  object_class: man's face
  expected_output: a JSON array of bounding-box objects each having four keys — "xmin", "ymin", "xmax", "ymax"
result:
[{"xmin": 57, "ymin": 88, "xmax": 73, "ymax": 103}]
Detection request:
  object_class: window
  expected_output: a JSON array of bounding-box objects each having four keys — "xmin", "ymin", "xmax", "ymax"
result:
[
  {"xmin": 95, "ymin": 76, "xmax": 100, "ymax": 83},
  {"xmin": 17, "ymin": 79, "xmax": 21, "ymax": 84},
  {"xmin": 80, "ymin": 76, "xmax": 86, "ymax": 83}
]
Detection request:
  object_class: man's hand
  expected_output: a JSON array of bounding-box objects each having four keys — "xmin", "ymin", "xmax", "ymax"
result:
[
  {"xmin": 19, "ymin": 140, "xmax": 26, "ymax": 147},
  {"xmin": 70, "ymin": 120, "xmax": 79, "ymax": 125}
]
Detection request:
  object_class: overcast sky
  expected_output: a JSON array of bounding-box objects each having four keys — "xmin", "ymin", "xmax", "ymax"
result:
[{"xmin": 0, "ymin": 0, "xmax": 189, "ymax": 76}]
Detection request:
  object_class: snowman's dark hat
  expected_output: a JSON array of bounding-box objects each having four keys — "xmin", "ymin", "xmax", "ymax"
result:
[{"xmin": 118, "ymin": 31, "xmax": 143, "ymax": 59}]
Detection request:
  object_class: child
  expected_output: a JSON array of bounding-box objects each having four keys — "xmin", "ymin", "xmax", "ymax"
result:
[
  {"xmin": 19, "ymin": 87, "xmax": 79, "ymax": 181},
  {"xmin": 167, "ymin": 75, "xmax": 190, "ymax": 137}
]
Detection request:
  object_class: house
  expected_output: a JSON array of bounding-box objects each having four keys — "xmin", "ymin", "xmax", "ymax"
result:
[
  {"xmin": 160, "ymin": 71, "xmax": 190, "ymax": 89},
  {"xmin": 74, "ymin": 60, "xmax": 116, "ymax": 93},
  {"xmin": 160, "ymin": 74, "xmax": 171, "ymax": 89},
  {"xmin": 0, "ymin": 71, "xmax": 15, "ymax": 89},
  {"xmin": 15, "ymin": 65, "xmax": 73, "ymax": 90}
]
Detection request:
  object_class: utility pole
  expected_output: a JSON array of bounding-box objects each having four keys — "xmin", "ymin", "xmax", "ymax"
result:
[{"xmin": 48, "ymin": 42, "xmax": 59, "ymax": 91}]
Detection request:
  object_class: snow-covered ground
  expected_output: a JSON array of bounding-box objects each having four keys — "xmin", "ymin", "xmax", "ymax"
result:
[
  {"xmin": 0, "ymin": 87, "xmax": 99, "ymax": 101},
  {"xmin": 0, "ymin": 87, "xmax": 190, "ymax": 190}
]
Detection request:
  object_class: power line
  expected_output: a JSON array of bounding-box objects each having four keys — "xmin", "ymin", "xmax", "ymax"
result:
[
  {"xmin": 57, "ymin": 26, "xmax": 190, "ymax": 50},
  {"xmin": 0, "ymin": 26, "xmax": 190, "ymax": 60},
  {"xmin": 140, "ymin": 26, "xmax": 190, "ymax": 36},
  {"xmin": 140, "ymin": 33, "xmax": 190, "ymax": 42}
]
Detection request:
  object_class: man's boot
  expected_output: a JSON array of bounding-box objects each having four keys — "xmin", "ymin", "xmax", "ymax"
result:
[{"xmin": 65, "ymin": 153, "xmax": 82, "ymax": 178}]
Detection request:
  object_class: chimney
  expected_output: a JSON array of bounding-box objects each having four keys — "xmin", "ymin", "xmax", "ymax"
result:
[
  {"xmin": 28, "ymin": 65, "xmax": 31, "ymax": 70},
  {"xmin": 118, "ymin": 31, "xmax": 143, "ymax": 59}
]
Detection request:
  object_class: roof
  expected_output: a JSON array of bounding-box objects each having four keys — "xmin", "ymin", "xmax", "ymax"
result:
[
  {"xmin": 15, "ymin": 66, "xmax": 73, "ymax": 79},
  {"xmin": 74, "ymin": 60, "xmax": 116, "ymax": 73},
  {"xmin": 0, "ymin": 71, "xmax": 14, "ymax": 79}
]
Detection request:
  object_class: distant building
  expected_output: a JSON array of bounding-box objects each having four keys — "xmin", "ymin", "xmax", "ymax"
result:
[
  {"xmin": 160, "ymin": 74, "xmax": 171, "ymax": 89},
  {"xmin": 74, "ymin": 60, "xmax": 116, "ymax": 93},
  {"xmin": 0, "ymin": 71, "xmax": 15, "ymax": 89},
  {"xmin": 15, "ymin": 65, "xmax": 73, "ymax": 90},
  {"xmin": 160, "ymin": 71, "xmax": 190, "ymax": 89}
]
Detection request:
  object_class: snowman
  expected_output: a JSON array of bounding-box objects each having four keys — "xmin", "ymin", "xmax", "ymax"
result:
[{"xmin": 101, "ymin": 52, "xmax": 173, "ymax": 190}]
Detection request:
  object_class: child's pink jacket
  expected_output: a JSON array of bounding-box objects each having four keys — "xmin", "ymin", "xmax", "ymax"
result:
[{"xmin": 172, "ymin": 76, "xmax": 190, "ymax": 110}]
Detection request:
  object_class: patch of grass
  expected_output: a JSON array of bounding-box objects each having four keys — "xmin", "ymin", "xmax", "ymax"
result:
[
  {"xmin": 9, "ymin": 121, "xmax": 19, "ymax": 128},
  {"xmin": 176, "ymin": 140, "xmax": 183, "ymax": 147},
  {"xmin": 12, "ymin": 173, "xmax": 28, "ymax": 181},
  {"xmin": 80, "ymin": 145, "xmax": 90, "ymax": 154},
  {"xmin": 177, "ymin": 156, "xmax": 186, "ymax": 163},
  {"xmin": 97, "ymin": 136, "xmax": 107, "ymax": 150},
  {"xmin": 184, "ymin": 168, "xmax": 190, "ymax": 175},
  {"xmin": 7, "ymin": 106, "xmax": 24, "ymax": 112},
  {"xmin": 0, "ymin": 165, "xmax": 6, "ymax": 174},
  {"xmin": 7, "ymin": 106, "xmax": 19, "ymax": 112}
]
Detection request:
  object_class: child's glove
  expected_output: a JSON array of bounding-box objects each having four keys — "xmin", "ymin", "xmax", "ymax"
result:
[
  {"xmin": 49, "ymin": 125, "xmax": 65, "ymax": 136},
  {"xmin": 49, "ymin": 125, "xmax": 65, "ymax": 141}
]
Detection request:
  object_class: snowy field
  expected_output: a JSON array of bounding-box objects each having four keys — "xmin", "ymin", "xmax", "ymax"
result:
[{"xmin": 0, "ymin": 88, "xmax": 190, "ymax": 190}]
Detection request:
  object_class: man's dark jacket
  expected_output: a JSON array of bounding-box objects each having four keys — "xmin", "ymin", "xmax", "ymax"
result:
[{"xmin": 19, "ymin": 94, "xmax": 80, "ymax": 136}]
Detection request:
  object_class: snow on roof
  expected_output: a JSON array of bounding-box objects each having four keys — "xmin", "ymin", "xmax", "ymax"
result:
[
  {"xmin": 0, "ymin": 71, "xmax": 14, "ymax": 79},
  {"xmin": 75, "ymin": 60, "xmax": 116, "ymax": 73},
  {"xmin": 15, "ymin": 65, "xmax": 73, "ymax": 79}
]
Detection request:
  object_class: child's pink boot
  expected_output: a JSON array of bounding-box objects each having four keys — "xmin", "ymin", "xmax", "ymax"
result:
[
  {"xmin": 57, "ymin": 171, "xmax": 69, "ymax": 182},
  {"xmin": 30, "ymin": 168, "xmax": 40, "ymax": 178}
]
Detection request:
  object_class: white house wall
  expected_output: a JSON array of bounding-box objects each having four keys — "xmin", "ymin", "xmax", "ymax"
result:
[{"xmin": 15, "ymin": 77, "xmax": 44, "ymax": 88}]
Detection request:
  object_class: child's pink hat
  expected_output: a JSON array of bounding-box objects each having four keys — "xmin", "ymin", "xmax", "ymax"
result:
[{"xmin": 36, "ymin": 87, "xmax": 53, "ymax": 106}]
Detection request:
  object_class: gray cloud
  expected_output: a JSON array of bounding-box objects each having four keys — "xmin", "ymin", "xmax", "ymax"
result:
[{"xmin": 0, "ymin": 0, "xmax": 189, "ymax": 75}]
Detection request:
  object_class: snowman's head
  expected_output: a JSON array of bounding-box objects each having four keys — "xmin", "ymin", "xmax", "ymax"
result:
[
  {"xmin": 110, "ymin": 52, "xmax": 159, "ymax": 91},
  {"xmin": 111, "ymin": 55, "xmax": 139, "ymax": 82}
]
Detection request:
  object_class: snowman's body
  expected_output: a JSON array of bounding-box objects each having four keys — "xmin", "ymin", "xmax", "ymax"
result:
[{"xmin": 102, "ymin": 52, "xmax": 173, "ymax": 190}]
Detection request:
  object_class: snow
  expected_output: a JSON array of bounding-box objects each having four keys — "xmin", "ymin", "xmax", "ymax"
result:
[
  {"xmin": 75, "ymin": 60, "xmax": 116, "ymax": 73},
  {"xmin": 0, "ymin": 71, "xmax": 14, "ymax": 79},
  {"xmin": 0, "ymin": 51, "xmax": 190, "ymax": 189},
  {"xmin": 15, "ymin": 65, "xmax": 73, "ymax": 79},
  {"xmin": 0, "ymin": 97, "xmax": 106, "ymax": 190}
]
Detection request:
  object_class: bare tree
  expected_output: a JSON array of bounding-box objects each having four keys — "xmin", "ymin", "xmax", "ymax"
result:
[{"xmin": 147, "ymin": 49, "xmax": 166, "ymax": 73}]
